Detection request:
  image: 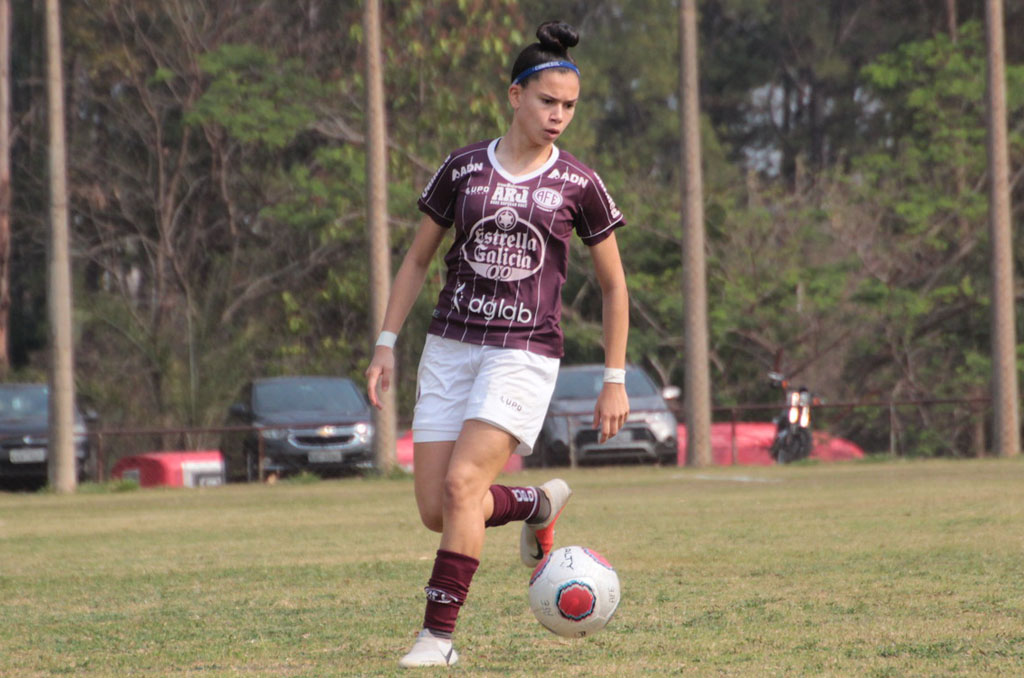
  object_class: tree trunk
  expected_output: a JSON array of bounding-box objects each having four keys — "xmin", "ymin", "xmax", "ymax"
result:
[
  {"xmin": 0, "ymin": 0, "xmax": 10, "ymax": 377},
  {"xmin": 364, "ymin": 0, "xmax": 395, "ymax": 473},
  {"xmin": 680, "ymin": 0, "xmax": 712, "ymax": 467},
  {"xmin": 45, "ymin": 0, "xmax": 76, "ymax": 492},
  {"xmin": 984, "ymin": 0, "xmax": 1021, "ymax": 457},
  {"xmin": 946, "ymin": 0, "xmax": 958, "ymax": 42}
]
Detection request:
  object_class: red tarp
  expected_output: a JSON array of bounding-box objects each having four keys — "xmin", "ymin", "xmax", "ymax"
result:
[
  {"xmin": 395, "ymin": 424, "xmax": 864, "ymax": 471},
  {"xmin": 111, "ymin": 451, "xmax": 225, "ymax": 487},
  {"xmin": 676, "ymin": 422, "xmax": 865, "ymax": 465}
]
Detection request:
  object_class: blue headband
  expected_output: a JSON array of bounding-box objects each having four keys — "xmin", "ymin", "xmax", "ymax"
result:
[{"xmin": 512, "ymin": 60, "xmax": 580, "ymax": 86}]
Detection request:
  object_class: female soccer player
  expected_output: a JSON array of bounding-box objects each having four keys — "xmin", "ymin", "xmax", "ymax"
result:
[{"xmin": 365, "ymin": 20, "xmax": 630, "ymax": 668}]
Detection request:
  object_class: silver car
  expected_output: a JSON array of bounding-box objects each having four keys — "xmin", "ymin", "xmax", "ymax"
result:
[
  {"xmin": 219, "ymin": 376, "xmax": 375, "ymax": 482},
  {"xmin": 526, "ymin": 365, "xmax": 679, "ymax": 467}
]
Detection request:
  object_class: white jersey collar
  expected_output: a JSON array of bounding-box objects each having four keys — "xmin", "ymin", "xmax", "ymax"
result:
[{"xmin": 487, "ymin": 138, "xmax": 561, "ymax": 184}]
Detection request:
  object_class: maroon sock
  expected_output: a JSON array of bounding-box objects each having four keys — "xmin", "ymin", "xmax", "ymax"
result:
[
  {"xmin": 484, "ymin": 485, "xmax": 540, "ymax": 527},
  {"xmin": 423, "ymin": 549, "xmax": 480, "ymax": 636}
]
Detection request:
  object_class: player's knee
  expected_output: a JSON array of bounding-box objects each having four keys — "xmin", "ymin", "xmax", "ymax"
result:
[
  {"xmin": 441, "ymin": 470, "xmax": 479, "ymax": 514},
  {"xmin": 418, "ymin": 504, "xmax": 443, "ymax": 532}
]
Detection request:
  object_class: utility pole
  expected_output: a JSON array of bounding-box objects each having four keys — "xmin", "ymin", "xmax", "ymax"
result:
[
  {"xmin": 0, "ymin": 0, "xmax": 11, "ymax": 377},
  {"xmin": 45, "ymin": 0, "xmax": 76, "ymax": 492},
  {"xmin": 679, "ymin": 0, "xmax": 712, "ymax": 466},
  {"xmin": 984, "ymin": 0, "xmax": 1021, "ymax": 457},
  {"xmin": 364, "ymin": 0, "xmax": 396, "ymax": 473}
]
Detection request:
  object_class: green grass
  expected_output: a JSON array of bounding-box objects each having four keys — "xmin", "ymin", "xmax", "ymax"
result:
[{"xmin": 2, "ymin": 458, "xmax": 1023, "ymax": 677}]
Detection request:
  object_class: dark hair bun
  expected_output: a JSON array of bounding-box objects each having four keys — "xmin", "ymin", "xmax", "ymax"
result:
[{"xmin": 536, "ymin": 21, "xmax": 579, "ymax": 53}]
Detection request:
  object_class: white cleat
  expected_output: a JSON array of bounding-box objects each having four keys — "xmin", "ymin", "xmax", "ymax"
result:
[
  {"xmin": 520, "ymin": 479, "xmax": 572, "ymax": 568},
  {"xmin": 398, "ymin": 629, "xmax": 459, "ymax": 668}
]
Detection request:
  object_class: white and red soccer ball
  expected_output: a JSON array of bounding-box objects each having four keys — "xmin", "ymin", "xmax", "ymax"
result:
[{"xmin": 528, "ymin": 545, "xmax": 620, "ymax": 638}]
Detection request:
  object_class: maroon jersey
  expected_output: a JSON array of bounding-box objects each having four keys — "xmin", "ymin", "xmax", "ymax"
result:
[{"xmin": 418, "ymin": 138, "xmax": 624, "ymax": 358}]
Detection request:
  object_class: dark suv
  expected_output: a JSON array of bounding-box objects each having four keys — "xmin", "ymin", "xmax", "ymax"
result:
[
  {"xmin": 526, "ymin": 364, "xmax": 679, "ymax": 468},
  {"xmin": 219, "ymin": 376, "xmax": 375, "ymax": 482},
  {"xmin": 0, "ymin": 383, "xmax": 94, "ymax": 489}
]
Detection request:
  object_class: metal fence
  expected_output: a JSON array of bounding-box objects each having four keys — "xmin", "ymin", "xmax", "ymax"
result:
[{"xmin": 81, "ymin": 395, "xmax": 999, "ymax": 483}]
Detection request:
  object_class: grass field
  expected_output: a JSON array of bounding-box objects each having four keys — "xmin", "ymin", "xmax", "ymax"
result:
[{"xmin": 2, "ymin": 458, "xmax": 1023, "ymax": 677}]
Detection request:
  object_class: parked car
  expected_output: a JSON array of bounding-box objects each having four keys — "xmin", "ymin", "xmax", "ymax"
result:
[
  {"xmin": 219, "ymin": 376, "xmax": 375, "ymax": 482},
  {"xmin": 525, "ymin": 364, "xmax": 679, "ymax": 468},
  {"xmin": 0, "ymin": 383, "xmax": 94, "ymax": 490}
]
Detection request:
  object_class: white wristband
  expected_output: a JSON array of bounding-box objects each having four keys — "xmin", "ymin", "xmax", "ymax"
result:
[
  {"xmin": 375, "ymin": 331, "xmax": 397, "ymax": 349},
  {"xmin": 603, "ymin": 367, "xmax": 626, "ymax": 384}
]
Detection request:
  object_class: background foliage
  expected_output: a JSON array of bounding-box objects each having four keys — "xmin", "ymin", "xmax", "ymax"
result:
[{"xmin": 7, "ymin": 0, "xmax": 1023, "ymax": 460}]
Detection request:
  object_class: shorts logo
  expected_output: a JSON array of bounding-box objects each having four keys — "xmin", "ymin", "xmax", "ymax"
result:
[
  {"xmin": 491, "ymin": 183, "xmax": 530, "ymax": 208},
  {"xmin": 501, "ymin": 395, "xmax": 524, "ymax": 412},
  {"xmin": 532, "ymin": 187, "xmax": 563, "ymax": 211}
]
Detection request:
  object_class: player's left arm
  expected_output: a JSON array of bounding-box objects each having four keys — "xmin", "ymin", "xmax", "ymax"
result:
[{"xmin": 588, "ymin": 232, "xmax": 630, "ymax": 443}]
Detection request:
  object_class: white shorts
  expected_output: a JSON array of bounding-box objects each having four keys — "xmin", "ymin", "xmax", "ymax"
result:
[{"xmin": 412, "ymin": 335, "xmax": 560, "ymax": 456}]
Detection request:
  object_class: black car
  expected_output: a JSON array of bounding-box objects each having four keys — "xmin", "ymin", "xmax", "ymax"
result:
[
  {"xmin": 219, "ymin": 376, "xmax": 375, "ymax": 482},
  {"xmin": 0, "ymin": 383, "xmax": 94, "ymax": 490},
  {"xmin": 526, "ymin": 364, "xmax": 679, "ymax": 468}
]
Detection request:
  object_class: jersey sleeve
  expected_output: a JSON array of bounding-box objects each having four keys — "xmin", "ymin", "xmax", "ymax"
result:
[
  {"xmin": 417, "ymin": 153, "xmax": 458, "ymax": 228},
  {"xmin": 573, "ymin": 170, "xmax": 625, "ymax": 247}
]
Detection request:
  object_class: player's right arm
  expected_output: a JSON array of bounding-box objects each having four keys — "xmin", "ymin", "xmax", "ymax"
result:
[{"xmin": 365, "ymin": 215, "xmax": 448, "ymax": 409}]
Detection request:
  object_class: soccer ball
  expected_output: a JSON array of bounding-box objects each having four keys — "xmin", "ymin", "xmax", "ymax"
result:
[{"xmin": 528, "ymin": 545, "xmax": 620, "ymax": 638}]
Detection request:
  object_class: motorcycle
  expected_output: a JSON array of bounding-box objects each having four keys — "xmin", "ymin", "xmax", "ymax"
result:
[{"xmin": 767, "ymin": 372, "xmax": 813, "ymax": 464}]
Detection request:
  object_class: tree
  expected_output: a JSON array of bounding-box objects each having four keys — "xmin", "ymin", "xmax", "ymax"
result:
[
  {"xmin": 0, "ymin": 0, "xmax": 9, "ymax": 377},
  {"xmin": 984, "ymin": 0, "xmax": 1021, "ymax": 457},
  {"xmin": 364, "ymin": 0, "xmax": 395, "ymax": 472},
  {"xmin": 680, "ymin": 0, "xmax": 712, "ymax": 466},
  {"xmin": 4, "ymin": 0, "xmax": 1018, "ymax": 463},
  {"xmin": 45, "ymin": 0, "xmax": 75, "ymax": 492},
  {"xmin": 61, "ymin": 2, "xmax": 362, "ymax": 451},
  {"xmin": 836, "ymin": 21, "xmax": 1024, "ymax": 454}
]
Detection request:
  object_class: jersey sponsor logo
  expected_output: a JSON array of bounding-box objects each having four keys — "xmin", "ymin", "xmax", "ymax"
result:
[
  {"xmin": 593, "ymin": 172, "xmax": 623, "ymax": 220},
  {"xmin": 451, "ymin": 161, "xmax": 483, "ymax": 182},
  {"xmin": 532, "ymin": 187, "xmax": 563, "ymax": 211},
  {"xmin": 451, "ymin": 281, "xmax": 467, "ymax": 313},
  {"xmin": 467, "ymin": 294, "xmax": 534, "ymax": 324},
  {"xmin": 547, "ymin": 168, "xmax": 589, "ymax": 189},
  {"xmin": 491, "ymin": 182, "xmax": 530, "ymax": 208},
  {"xmin": 421, "ymin": 154, "xmax": 451, "ymax": 199},
  {"xmin": 495, "ymin": 207, "xmax": 517, "ymax": 231},
  {"xmin": 466, "ymin": 185, "xmax": 490, "ymax": 195},
  {"xmin": 462, "ymin": 208, "xmax": 545, "ymax": 281}
]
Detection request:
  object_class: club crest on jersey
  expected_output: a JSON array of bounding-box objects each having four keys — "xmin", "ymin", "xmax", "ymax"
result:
[
  {"xmin": 462, "ymin": 208, "xmax": 545, "ymax": 281},
  {"xmin": 490, "ymin": 182, "xmax": 530, "ymax": 208},
  {"xmin": 532, "ymin": 187, "xmax": 563, "ymax": 211}
]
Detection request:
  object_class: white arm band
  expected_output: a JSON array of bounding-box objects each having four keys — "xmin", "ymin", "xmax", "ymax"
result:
[
  {"xmin": 603, "ymin": 367, "xmax": 626, "ymax": 384},
  {"xmin": 375, "ymin": 331, "xmax": 397, "ymax": 349}
]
